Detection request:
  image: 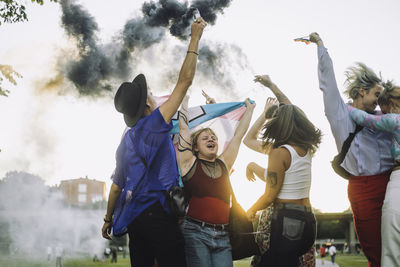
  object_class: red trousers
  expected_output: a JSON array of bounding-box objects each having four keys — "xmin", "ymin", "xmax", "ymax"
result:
[{"xmin": 348, "ymin": 172, "xmax": 390, "ymax": 267}]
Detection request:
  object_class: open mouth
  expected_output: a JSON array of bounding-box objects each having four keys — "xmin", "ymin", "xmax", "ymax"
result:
[{"xmin": 206, "ymin": 143, "xmax": 215, "ymax": 149}]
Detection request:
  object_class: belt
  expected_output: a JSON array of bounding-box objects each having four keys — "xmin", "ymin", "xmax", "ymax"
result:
[
  {"xmin": 186, "ymin": 217, "xmax": 229, "ymax": 231},
  {"xmin": 275, "ymin": 203, "xmax": 312, "ymax": 213}
]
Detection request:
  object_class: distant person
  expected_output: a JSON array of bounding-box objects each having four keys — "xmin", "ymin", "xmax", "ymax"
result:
[
  {"xmin": 111, "ymin": 247, "xmax": 117, "ymax": 263},
  {"xmin": 101, "ymin": 16, "xmax": 206, "ymax": 267},
  {"xmin": 320, "ymin": 245, "xmax": 326, "ymax": 265},
  {"xmin": 309, "ymin": 32, "xmax": 393, "ymax": 267},
  {"xmin": 329, "ymin": 245, "xmax": 337, "ymax": 264},
  {"xmin": 55, "ymin": 245, "xmax": 63, "ymax": 267},
  {"xmin": 47, "ymin": 246, "xmax": 52, "ymax": 261},
  {"xmin": 344, "ymin": 243, "xmax": 349, "ymax": 254},
  {"xmin": 245, "ymin": 75, "xmax": 321, "ymax": 266}
]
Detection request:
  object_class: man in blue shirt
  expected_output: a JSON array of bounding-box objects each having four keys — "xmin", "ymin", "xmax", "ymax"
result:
[{"xmin": 101, "ymin": 17, "xmax": 206, "ymax": 267}]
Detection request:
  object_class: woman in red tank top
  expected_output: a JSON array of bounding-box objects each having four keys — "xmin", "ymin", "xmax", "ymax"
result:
[{"xmin": 177, "ymin": 96, "xmax": 255, "ymax": 267}]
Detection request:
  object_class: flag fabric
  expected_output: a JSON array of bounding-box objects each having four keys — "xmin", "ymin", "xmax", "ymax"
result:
[
  {"xmin": 170, "ymin": 102, "xmax": 248, "ymax": 154},
  {"xmin": 153, "ymin": 95, "xmax": 249, "ymax": 154},
  {"xmin": 294, "ymin": 36, "xmax": 311, "ymax": 45}
]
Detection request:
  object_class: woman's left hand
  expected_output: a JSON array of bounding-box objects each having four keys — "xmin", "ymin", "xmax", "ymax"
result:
[{"xmin": 245, "ymin": 98, "xmax": 256, "ymax": 110}]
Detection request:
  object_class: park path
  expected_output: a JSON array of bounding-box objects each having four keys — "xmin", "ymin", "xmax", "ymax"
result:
[{"xmin": 315, "ymin": 259, "xmax": 339, "ymax": 267}]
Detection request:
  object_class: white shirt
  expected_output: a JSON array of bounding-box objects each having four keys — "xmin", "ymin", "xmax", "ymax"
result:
[
  {"xmin": 277, "ymin": 145, "xmax": 312, "ymax": 199},
  {"xmin": 329, "ymin": 245, "xmax": 336, "ymax": 256}
]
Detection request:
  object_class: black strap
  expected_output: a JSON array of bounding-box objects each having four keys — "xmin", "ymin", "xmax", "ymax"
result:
[
  {"xmin": 337, "ymin": 125, "xmax": 363, "ymax": 163},
  {"xmin": 331, "ymin": 125, "xmax": 363, "ymax": 179}
]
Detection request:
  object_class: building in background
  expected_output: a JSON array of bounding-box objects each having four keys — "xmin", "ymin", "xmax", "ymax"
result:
[{"xmin": 60, "ymin": 177, "xmax": 106, "ymax": 206}]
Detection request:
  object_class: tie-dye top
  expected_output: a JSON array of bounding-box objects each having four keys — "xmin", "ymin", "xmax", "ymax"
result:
[{"xmin": 348, "ymin": 106, "xmax": 400, "ymax": 163}]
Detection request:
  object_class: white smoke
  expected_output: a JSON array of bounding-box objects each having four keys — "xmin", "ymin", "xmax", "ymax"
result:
[{"xmin": 0, "ymin": 171, "xmax": 107, "ymax": 258}]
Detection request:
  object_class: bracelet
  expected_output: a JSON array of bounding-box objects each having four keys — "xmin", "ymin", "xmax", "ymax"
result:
[
  {"xmin": 104, "ymin": 215, "xmax": 112, "ymax": 223},
  {"xmin": 187, "ymin": 50, "xmax": 198, "ymax": 56}
]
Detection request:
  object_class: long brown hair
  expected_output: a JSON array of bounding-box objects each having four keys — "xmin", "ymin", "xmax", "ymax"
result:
[{"xmin": 262, "ymin": 104, "xmax": 322, "ymax": 155}]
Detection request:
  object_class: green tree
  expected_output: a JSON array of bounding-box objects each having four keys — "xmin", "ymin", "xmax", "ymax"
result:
[
  {"xmin": 1, "ymin": 1, "xmax": 58, "ymax": 97},
  {"xmin": 0, "ymin": 0, "xmax": 58, "ymax": 25},
  {"xmin": 0, "ymin": 64, "xmax": 22, "ymax": 97}
]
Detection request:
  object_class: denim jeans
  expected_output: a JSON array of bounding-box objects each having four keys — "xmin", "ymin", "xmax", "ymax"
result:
[
  {"xmin": 257, "ymin": 204, "xmax": 316, "ymax": 267},
  {"xmin": 180, "ymin": 219, "xmax": 233, "ymax": 267}
]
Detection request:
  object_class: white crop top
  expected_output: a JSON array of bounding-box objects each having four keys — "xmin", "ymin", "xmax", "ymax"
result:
[{"xmin": 264, "ymin": 144, "xmax": 312, "ymax": 199}]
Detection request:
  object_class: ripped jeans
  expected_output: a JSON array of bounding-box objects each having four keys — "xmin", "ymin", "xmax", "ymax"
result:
[{"xmin": 257, "ymin": 203, "xmax": 316, "ymax": 267}]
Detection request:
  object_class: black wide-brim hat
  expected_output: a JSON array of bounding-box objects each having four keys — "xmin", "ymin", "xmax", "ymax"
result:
[{"xmin": 114, "ymin": 74, "xmax": 147, "ymax": 127}]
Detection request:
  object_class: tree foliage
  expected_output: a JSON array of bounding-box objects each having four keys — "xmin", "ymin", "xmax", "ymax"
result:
[
  {"xmin": 0, "ymin": 64, "xmax": 22, "ymax": 97},
  {"xmin": 0, "ymin": 0, "xmax": 58, "ymax": 26}
]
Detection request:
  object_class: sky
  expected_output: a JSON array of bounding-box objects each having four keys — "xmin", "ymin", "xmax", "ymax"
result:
[{"xmin": 1, "ymin": 0, "xmax": 400, "ymax": 213}]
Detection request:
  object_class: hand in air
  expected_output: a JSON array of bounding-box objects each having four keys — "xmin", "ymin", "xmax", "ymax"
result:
[
  {"xmin": 309, "ymin": 32, "xmax": 322, "ymax": 44},
  {"xmin": 191, "ymin": 17, "xmax": 207, "ymax": 40},
  {"xmin": 202, "ymin": 90, "xmax": 216, "ymax": 104},
  {"xmin": 244, "ymin": 98, "xmax": 256, "ymax": 110},
  {"xmin": 264, "ymin": 97, "xmax": 279, "ymax": 113},
  {"xmin": 254, "ymin": 75, "xmax": 273, "ymax": 88}
]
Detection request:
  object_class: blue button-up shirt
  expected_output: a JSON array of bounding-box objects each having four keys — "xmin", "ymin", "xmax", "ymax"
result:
[
  {"xmin": 317, "ymin": 46, "xmax": 393, "ymax": 176},
  {"xmin": 111, "ymin": 108, "xmax": 179, "ymax": 235}
]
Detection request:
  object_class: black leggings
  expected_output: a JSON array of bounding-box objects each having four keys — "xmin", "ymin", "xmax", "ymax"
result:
[{"xmin": 127, "ymin": 202, "xmax": 186, "ymax": 267}]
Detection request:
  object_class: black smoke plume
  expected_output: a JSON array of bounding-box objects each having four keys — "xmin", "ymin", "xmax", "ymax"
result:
[
  {"xmin": 60, "ymin": 0, "xmax": 114, "ymax": 95},
  {"xmin": 57, "ymin": 0, "xmax": 249, "ymax": 97}
]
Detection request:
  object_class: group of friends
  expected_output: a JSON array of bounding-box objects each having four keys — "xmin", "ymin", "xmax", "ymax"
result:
[{"xmin": 101, "ymin": 15, "xmax": 399, "ymax": 267}]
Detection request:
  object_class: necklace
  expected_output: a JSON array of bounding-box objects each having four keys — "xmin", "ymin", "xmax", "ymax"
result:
[{"xmin": 203, "ymin": 160, "xmax": 217, "ymax": 179}]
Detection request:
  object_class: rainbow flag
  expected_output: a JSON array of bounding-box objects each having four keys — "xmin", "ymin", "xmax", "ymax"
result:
[{"xmin": 294, "ymin": 37, "xmax": 310, "ymax": 45}]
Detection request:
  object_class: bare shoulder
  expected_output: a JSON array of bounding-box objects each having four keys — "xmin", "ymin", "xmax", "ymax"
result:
[
  {"xmin": 268, "ymin": 147, "xmax": 290, "ymax": 158},
  {"xmin": 269, "ymin": 147, "xmax": 291, "ymax": 169}
]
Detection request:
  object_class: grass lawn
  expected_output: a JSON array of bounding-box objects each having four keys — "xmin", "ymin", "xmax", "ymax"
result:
[
  {"xmin": 0, "ymin": 254, "xmax": 369, "ymax": 267},
  {"xmin": 331, "ymin": 254, "xmax": 368, "ymax": 267}
]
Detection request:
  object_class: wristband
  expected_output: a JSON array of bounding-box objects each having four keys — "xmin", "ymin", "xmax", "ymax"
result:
[
  {"xmin": 187, "ymin": 50, "xmax": 199, "ymax": 56},
  {"xmin": 104, "ymin": 215, "xmax": 112, "ymax": 223}
]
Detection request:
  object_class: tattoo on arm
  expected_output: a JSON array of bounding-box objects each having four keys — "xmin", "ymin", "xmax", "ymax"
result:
[
  {"xmin": 179, "ymin": 133, "xmax": 191, "ymax": 146},
  {"xmin": 178, "ymin": 133, "xmax": 192, "ymax": 152},
  {"xmin": 178, "ymin": 108, "xmax": 192, "ymax": 152},
  {"xmin": 267, "ymin": 171, "xmax": 278, "ymax": 187},
  {"xmin": 178, "ymin": 110, "xmax": 189, "ymax": 125}
]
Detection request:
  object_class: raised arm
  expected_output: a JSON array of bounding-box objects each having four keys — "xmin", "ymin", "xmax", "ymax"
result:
[
  {"xmin": 254, "ymin": 75, "xmax": 291, "ymax": 105},
  {"xmin": 309, "ymin": 32, "xmax": 348, "ymax": 122},
  {"xmin": 246, "ymin": 147, "xmax": 288, "ymax": 220},
  {"xmin": 220, "ymin": 99, "xmax": 255, "ymax": 171},
  {"xmin": 243, "ymin": 97, "xmax": 278, "ymax": 154},
  {"xmin": 246, "ymin": 162, "xmax": 266, "ymax": 182},
  {"xmin": 177, "ymin": 96, "xmax": 196, "ymax": 176},
  {"xmin": 348, "ymin": 105, "xmax": 399, "ymax": 133},
  {"xmin": 159, "ymin": 18, "xmax": 206, "ymax": 123}
]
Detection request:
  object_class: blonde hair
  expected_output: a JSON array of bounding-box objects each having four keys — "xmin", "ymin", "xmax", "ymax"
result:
[
  {"xmin": 190, "ymin": 128, "xmax": 218, "ymax": 156},
  {"xmin": 378, "ymin": 80, "xmax": 400, "ymax": 107},
  {"xmin": 262, "ymin": 105, "xmax": 322, "ymax": 155},
  {"xmin": 343, "ymin": 62, "xmax": 381, "ymax": 100}
]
